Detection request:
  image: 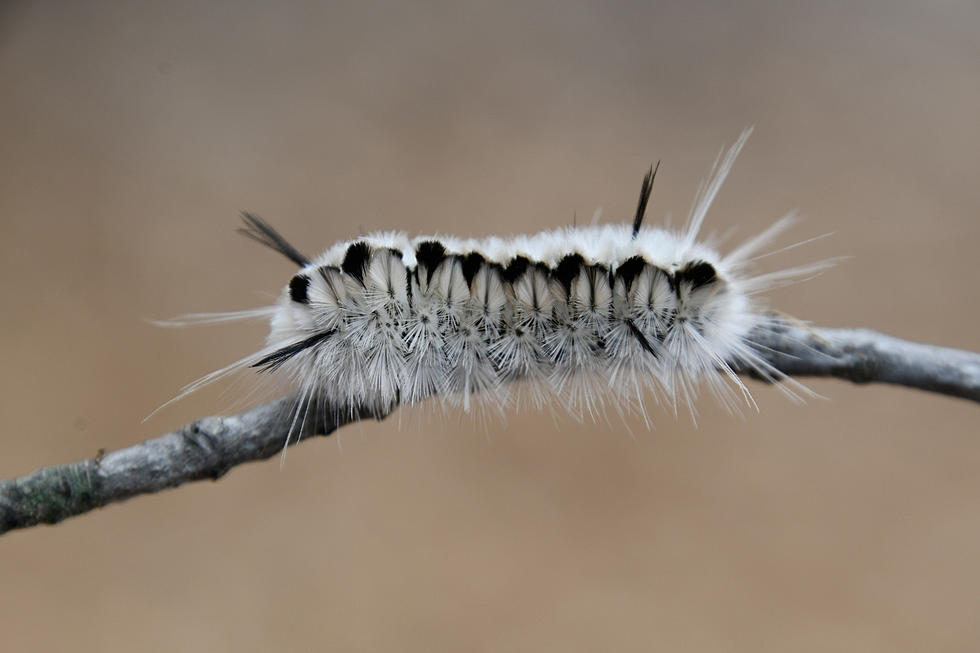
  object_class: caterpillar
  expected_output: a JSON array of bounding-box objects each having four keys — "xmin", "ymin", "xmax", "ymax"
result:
[{"xmin": 163, "ymin": 129, "xmax": 826, "ymax": 427}]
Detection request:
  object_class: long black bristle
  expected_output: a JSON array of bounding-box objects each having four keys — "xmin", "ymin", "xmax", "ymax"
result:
[
  {"xmin": 631, "ymin": 160, "xmax": 660, "ymax": 239},
  {"xmin": 238, "ymin": 212, "xmax": 311, "ymax": 267},
  {"xmin": 253, "ymin": 331, "xmax": 335, "ymax": 373},
  {"xmin": 626, "ymin": 319, "xmax": 659, "ymax": 358}
]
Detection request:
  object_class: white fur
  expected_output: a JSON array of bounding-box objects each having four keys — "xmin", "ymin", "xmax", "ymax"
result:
[{"xmin": 162, "ymin": 130, "xmax": 823, "ymax": 428}]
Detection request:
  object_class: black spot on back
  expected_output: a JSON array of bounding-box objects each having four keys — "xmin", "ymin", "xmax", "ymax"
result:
[
  {"xmin": 502, "ymin": 256, "xmax": 530, "ymax": 283},
  {"xmin": 461, "ymin": 252, "xmax": 486, "ymax": 287},
  {"xmin": 289, "ymin": 274, "xmax": 310, "ymax": 304},
  {"xmin": 553, "ymin": 254, "xmax": 585, "ymax": 293},
  {"xmin": 415, "ymin": 241, "xmax": 447, "ymax": 284},
  {"xmin": 615, "ymin": 256, "xmax": 647, "ymax": 289},
  {"xmin": 675, "ymin": 260, "xmax": 717, "ymax": 291},
  {"xmin": 341, "ymin": 241, "xmax": 371, "ymax": 284}
]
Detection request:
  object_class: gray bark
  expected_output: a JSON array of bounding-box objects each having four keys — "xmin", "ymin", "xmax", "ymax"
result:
[{"xmin": 2, "ymin": 317, "xmax": 977, "ymax": 536}]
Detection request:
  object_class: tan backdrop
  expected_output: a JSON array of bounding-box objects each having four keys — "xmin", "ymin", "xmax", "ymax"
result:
[{"xmin": 1, "ymin": 1, "xmax": 978, "ymax": 650}]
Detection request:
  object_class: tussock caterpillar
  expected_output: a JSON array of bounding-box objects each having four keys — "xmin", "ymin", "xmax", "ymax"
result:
[{"xmin": 162, "ymin": 129, "xmax": 827, "ymax": 428}]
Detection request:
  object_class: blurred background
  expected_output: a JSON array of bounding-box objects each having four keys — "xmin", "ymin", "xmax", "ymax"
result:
[{"xmin": 1, "ymin": 1, "xmax": 978, "ymax": 650}]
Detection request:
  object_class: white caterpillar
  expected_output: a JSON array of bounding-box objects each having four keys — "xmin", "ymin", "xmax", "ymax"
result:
[{"xmin": 165, "ymin": 130, "xmax": 824, "ymax": 426}]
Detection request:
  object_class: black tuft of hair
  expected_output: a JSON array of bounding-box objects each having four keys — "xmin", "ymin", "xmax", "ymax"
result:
[
  {"xmin": 631, "ymin": 160, "xmax": 660, "ymax": 239},
  {"xmin": 238, "ymin": 212, "xmax": 311, "ymax": 267}
]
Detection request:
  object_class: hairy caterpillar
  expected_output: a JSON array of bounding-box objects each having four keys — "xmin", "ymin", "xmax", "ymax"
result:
[{"xmin": 164, "ymin": 130, "xmax": 825, "ymax": 427}]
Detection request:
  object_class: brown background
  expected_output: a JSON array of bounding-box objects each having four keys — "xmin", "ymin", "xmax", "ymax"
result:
[{"xmin": 1, "ymin": 1, "xmax": 978, "ymax": 651}]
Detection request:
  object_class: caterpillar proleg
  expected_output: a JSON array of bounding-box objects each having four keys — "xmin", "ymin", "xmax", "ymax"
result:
[{"xmin": 164, "ymin": 129, "xmax": 827, "ymax": 427}]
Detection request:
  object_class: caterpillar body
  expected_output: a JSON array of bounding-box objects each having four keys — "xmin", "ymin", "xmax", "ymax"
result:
[{"xmin": 167, "ymin": 130, "xmax": 822, "ymax": 427}]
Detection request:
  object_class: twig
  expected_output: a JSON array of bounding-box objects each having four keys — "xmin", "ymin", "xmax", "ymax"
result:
[
  {"xmin": 739, "ymin": 317, "xmax": 980, "ymax": 402},
  {"xmin": 2, "ymin": 318, "xmax": 977, "ymax": 536},
  {"xmin": 0, "ymin": 399, "xmax": 386, "ymax": 537}
]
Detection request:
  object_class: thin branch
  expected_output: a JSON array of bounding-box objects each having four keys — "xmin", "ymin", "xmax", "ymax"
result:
[
  {"xmin": 2, "ymin": 318, "xmax": 977, "ymax": 536},
  {"xmin": 739, "ymin": 318, "xmax": 980, "ymax": 401},
  {"xmin": 0, "ymin": 399, "xmax": 387, "ymax": 537}
]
